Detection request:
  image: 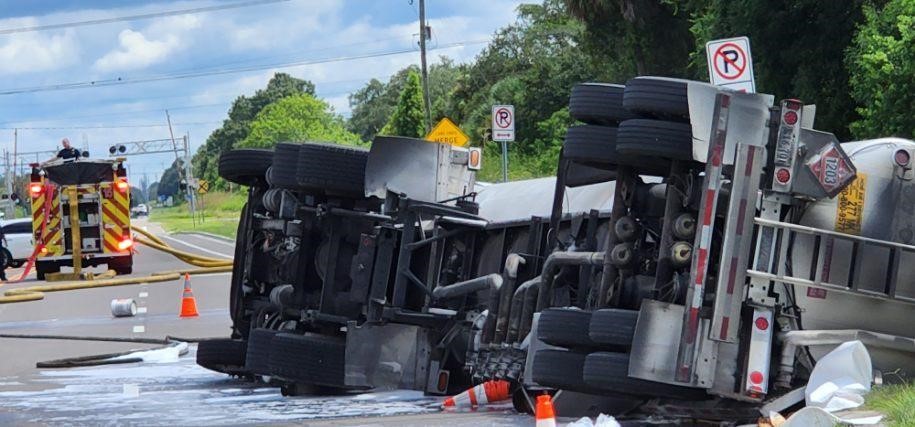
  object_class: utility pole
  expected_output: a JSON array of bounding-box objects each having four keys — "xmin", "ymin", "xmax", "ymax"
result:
[
  {"xmin": 165, "ymin": 110, "xmax": 195, "ymax": 226},
  {"xmin": 418, "ymin": 0, "xmax": 433, "ymax": 133}
]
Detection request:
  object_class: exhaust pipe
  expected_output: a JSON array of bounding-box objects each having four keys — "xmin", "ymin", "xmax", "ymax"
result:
[
  {"xmin": 535, "ymin": 251, "xmax": 605, "ymax": 311},
  {"xmin": 432, "ymin": 273, "xmax": 502, "ymax": 300}
]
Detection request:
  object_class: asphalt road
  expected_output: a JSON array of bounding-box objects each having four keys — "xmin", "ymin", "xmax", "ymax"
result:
[{"xmin": 0, "ymin": 218, "xmax": 531, "ymax": 426}]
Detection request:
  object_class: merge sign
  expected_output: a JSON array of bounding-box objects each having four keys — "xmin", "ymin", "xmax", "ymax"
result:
[
  {"xmin": 425, "ymin": 117, "xmax": 470, "ymax": 147},
  {"xmin": 706, "ymin": 36, "xmax": 755, "ymax": 93},
  {"xmin": 492, "ymin": 105, "xmax": 515, "ymax": 142}
]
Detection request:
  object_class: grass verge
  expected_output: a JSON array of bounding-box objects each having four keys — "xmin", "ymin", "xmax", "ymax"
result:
[
  {"xmin": 866, "ymin": 383, "xmax": 915, "ymax": 425},
  {"xmin": 149, "ymin": 192, "xmax": 243, "ymax": 238}
]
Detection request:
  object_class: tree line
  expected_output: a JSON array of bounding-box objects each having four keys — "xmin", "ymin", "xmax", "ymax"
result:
[{"xmin": 152, "ymin": 0, "xmax": 914, "ymax": 196}]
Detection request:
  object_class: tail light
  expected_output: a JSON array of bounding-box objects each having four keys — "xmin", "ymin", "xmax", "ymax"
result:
[
  {"xmin": 29, "ymin": 183, "xmax": 43, "ymax": 196},
  {"xmin": 117, "ymin": 238, "xmax": 134, "ymax": 251},
  {"xmin": 116, "ymin": 178, "xmax": 129, "ymax": 192}
]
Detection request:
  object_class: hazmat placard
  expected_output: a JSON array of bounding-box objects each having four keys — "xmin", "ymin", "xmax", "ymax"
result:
[
  {"xmin": 706, "ymin": 36, "xmax": 755, "ymax": 93},
  {"xmin": 425, "ymin": 117, "xmax": 470, "ymax": 147},
  {"xmin": 835, "ymin": 173, "xmax": 866, "ymax": 235}
]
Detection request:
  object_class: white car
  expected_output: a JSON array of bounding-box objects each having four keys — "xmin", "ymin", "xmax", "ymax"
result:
[{"xmin": 1, "ymin": 218, "xmax": 34, "ymax": 268}]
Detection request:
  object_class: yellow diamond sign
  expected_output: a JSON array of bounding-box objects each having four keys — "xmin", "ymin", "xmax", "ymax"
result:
[{"xmin": 425, "ymin": 117, "xmax": 470, "ymax": 147}]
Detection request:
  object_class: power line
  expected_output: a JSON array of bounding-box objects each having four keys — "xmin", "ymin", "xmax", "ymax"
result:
[
  {"xmin": 0, "ymin": 40, "xmax": 488, "ymax": 96},
  {"xmin": 0, "ymin": 122, "xmax": 221, "ymax": 130},
  {"xmin": 0, "ymin": 0, "xmax": 290, "ymax": 35}
]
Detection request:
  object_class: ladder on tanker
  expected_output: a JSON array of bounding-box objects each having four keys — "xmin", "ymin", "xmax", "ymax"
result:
[{"xmin": 747, "ymin": 217, "xmax": 915, "ymax": 305}]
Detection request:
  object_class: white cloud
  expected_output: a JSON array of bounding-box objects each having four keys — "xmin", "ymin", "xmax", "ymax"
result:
[
  {"xmin": 93, "ymin": 29, "xmax": 180, "ymax": 72},
  {"xmin": 0, "ymin": 18, "xmax": 80, "ymax": 75}
]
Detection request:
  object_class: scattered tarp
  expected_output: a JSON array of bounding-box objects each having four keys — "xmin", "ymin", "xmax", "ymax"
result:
[
  {"xmin": 781, "ymin": 340, "xmax": 883, "ymax": 426},
  {"xmin": 566, "ymin": 414, "xmax": 621, "ymax": 427}
]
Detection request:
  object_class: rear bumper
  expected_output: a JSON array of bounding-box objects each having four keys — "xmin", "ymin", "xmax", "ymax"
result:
[{"xmin": 37, "ymin": 252, "xmax": 131, "ymax": 262}]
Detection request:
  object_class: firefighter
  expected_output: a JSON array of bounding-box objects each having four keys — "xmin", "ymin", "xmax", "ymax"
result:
[
  {"xmin": 55, "ymin": 138, "xmax": 81, "ymax": 161},
  {"xmin": 0, "ymin": 226, "xmax": 8, "ymax": 282}
]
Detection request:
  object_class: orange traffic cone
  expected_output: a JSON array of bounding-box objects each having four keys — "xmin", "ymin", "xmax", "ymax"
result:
[
  {"xmin": 535, "ymin": 394, "xmax": 556, "ymax": 427},
  {"xmin": 179, "ymin": 273, "xmax": 199, "ymax": 318},
  {"xmin": 442, "ymin": 380, "xmax": 511, "ymax": 408}
]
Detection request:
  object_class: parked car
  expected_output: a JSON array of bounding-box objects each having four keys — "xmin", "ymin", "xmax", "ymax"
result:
[
  {"xmin": 1, "ymin": 218, "xmax": 34, "ymax": 268},
  {"xmin": 131, "ymin": 203, "xmax": 149, "ymax": 218}
]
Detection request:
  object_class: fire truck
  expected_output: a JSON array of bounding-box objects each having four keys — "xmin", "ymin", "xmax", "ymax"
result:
[
  {"xmin": 197, "ymin": 77, "xmax": 915, "ymax": 420},
  {"xmin": 29, "ymin": 158, "xmax": 134, "ymax": 280}
]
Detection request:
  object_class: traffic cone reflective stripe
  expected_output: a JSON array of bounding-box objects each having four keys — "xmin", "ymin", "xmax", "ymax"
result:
[
  {"xmin": 442, "ymin": 380, "xmax": 511, "ymax": 408},
  {"xmin": 179, "ymin": 273, "xmax": 199, "ymax": 318},
  {"xmin": 535, "ymin": 394, "xmax": 556, "ymax": 427}
]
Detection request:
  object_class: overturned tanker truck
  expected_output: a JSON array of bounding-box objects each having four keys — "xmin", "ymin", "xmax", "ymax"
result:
[{"xmin": 197, "ymin": 76, "xmax": 915, "ymax": 419}]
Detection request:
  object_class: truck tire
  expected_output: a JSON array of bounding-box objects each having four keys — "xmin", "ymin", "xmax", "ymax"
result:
[
  {"xmin": 563, "ymin": 125, "xmax": 619, "ymax": 166},
  {"xmin": 219, "ymin": 149, "xmax": 274, "ymax": 187},
  {"xmin": 296, "ymin": 143, "xmax": 368, "ymax": 197},
  {"xmin": 583, "ymin": 352, "xmax": 705, "ymax": 399},
  {"xmin": 569, "ymin": 83, "xmax": 634, "ymax": 125},
  {"xmin": 531, "ymin": 350, "xmax": 596, "ymax": 393},
  {"xmin": 108, "ymin": 256, "xmax": 133, "ymax": 275},
  {"xmin": 35, "ymin": 260, "xmax": 59, "ymax": 281},
  {"xmin": 268, "ymin": 332, "xmax": 349, "ymax": 388},
  {"xmin": 565, "ymin": 162, "xmax": 616, "ymax": 187},
  {"xmin": 268, "ymin": 143, "xmax": 301, "ymax": 190},
  {"xmin": 616, "ymin": 119, "xmax": 693, "ymax": 162},
  {"xmin": 229, "ymin": 203, "xmax": 251, "ymax": 337},
  {"xmin": 245, "ymin": 328, "xmax": 277, "ymax": 376},
  {"xmin": 537, "ymin": 308, "xmax": 595, "ymax": 349},
  {"xmin": 588, "ymin": 309, "xmax": 638, "ymax": 348},
  {"xmin": 622, "ymin": 76, "xmax": 692, "ymax": 120},
  {"xmin": 196, "ymin": 338, "xmax": 247, "ymax": 374},
  {"xmin": 564, "ymin": 125, "xmax": 671, "ymax": 176}
]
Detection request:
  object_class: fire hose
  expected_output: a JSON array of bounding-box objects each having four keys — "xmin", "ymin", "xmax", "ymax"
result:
[{"xmin": 0, "ymin": 226, "xmax": 234, "ymax": 304}]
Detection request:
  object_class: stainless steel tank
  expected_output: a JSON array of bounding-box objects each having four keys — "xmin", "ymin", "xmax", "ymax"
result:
[{"xmin": 791, "ymin": 137, "xmax": 915, "ymax": 371}]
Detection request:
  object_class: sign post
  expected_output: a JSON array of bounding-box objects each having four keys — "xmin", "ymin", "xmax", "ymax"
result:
[
  {"xmin": 492, "ymin": 105, "xmax": 515, "ymax": 182},
  {"xmin": 705, "ymin": 36, "xmax": 755, "ymax": 93}
]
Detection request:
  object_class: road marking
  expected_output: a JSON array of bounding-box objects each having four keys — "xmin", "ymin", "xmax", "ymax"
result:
[
  {"xmin": 160, "ymin": 234, "xmax": 233, "ymax": 259},
  {"xmin": 132, "ymin": 325, "xmax": 145, "ymax": 333},
  {"xmin": 136, "ymin": 307, "xmax": 147, "ymax": 314},
  {"xmin": 183, "ymin": 233, "xmax": 235, "ymax": 248},
  {"xmin": 138, "ymin": 291, "xmax": 148, "ymax": 298}
]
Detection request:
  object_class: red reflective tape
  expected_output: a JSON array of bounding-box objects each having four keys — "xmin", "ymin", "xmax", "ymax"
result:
[
  {"xmin": 745, "ymin": 146, "xmax": 756, "ymax": 176},
  {"xmin": 736, "ymin": 199, "xmax": 748, "ymax": 235},
  {"xmin": 720, "ymin": 95, "xmax": 730, "ymax": 107},
  {"xmin": 695, "ymin": 248, "xmax": 708, "ymax": 284},
  {"xmin": 685, "ymin": 307, "xmax": 701, "ymax": 343},
  {"xmin": 719, "ymin": 317, "xmax": 730, "ymax": 340},
  {"xmin": 726, "ymin": 257, "xmax": 739, "ymax": 294},
  {"xmin": 710, "ymin": 143, "xmax": 724, "ymax": 166},
  {"xmin": 702, "ymin": 191, "xmax": 715, "ymax": 225}
]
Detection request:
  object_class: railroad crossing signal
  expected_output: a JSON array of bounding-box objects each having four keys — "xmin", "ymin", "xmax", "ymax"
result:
[
  {"xmin": 197, "ymin": 179, "xmax": 209, "ymax": 194},
  {"xmin": 425, "ymin": 117, "xmax": 470, "ymax": 147}
]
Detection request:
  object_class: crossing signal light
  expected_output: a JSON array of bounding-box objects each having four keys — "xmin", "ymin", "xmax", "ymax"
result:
[{"xmin": 109, "ymin": 144, "xmax": 127, "ymax": 155}]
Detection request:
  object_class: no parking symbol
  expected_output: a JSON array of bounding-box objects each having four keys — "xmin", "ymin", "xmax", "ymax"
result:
[{"xmin": 706, "ymin": 37, "xmax": 755, "ymax": 93}]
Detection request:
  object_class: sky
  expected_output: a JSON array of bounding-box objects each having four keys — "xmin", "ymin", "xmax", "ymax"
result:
[{"xmin": 0, "ymin": 0, "xmax": 525, "ymax": 185}]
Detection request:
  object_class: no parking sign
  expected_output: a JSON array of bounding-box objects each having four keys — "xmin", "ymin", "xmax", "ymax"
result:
[{"xmin": 706, "ymin": 36, "xmax": 755, "ymax": 93}]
